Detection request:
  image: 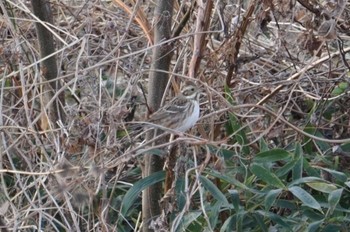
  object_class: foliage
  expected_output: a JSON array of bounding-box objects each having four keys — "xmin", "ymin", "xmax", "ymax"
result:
[{"xmin": 1, "ymin": 0, "xmax": 350, "ymax": 231}]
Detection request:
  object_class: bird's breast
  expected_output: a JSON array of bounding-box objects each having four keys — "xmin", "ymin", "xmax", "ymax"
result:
[{"xmin": 176, "ymin": 100, "xmax": 200, "ymax": 132}]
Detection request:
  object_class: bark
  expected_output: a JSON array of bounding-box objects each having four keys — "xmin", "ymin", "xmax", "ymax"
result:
[
  {"xmin": 31, "ymin": 0, "xmax": 65, "ymax": 127},
  {"xmin": 142, "ymin": 0, "xmax": 175, "ymax": 231}
]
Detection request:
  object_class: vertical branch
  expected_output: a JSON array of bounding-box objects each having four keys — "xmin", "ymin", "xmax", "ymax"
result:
[
  {"xmin": 188, "ymin": 0, "xmax": 213, "ymax": 78},
  {"xmin": 142, "ymin": 0, "xmax": 175, "ymax": 231},
  {"xmin": 225, "ymin": 1, "xmax": 255, "ymax": 87},
  {"xmin": 31, "ymin": 0, "xmax": 65, "ymax": 127}
]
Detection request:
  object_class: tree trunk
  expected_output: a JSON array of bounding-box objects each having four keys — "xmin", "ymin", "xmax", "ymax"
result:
[
  {"xmin": 31, "ymin": 0, "xmax": 65, "ymax": 127},
  {"xmin": 142, "ymin": 0, "xmax": 174, "ymax": 231}
]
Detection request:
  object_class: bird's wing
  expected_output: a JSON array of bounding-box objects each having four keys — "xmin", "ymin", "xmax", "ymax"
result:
[
  {"xmin": 148, "ymin": 96, "xmax": 188, "ymax": 122},
  {"xmin": 163, "ymin": 96, "xmax": 189, "ymax": 113}
]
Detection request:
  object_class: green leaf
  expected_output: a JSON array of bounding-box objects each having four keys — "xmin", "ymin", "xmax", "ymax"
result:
[
  {"xmin": 259, "ymin": 138, "xmax": 269, "ymax": 152},
  {"xmin": 254, "ymin": 149, "xmax": 290, "ymax": 163},
  {"xmin": 208, "ymin": 171, "xmax": 250, "ymax": 191},
  {"xmin": 327, "ymin": 188, "xmax": 343, "ymax": 215},
  {"xmin": 294, "ymin": 143, "xmax": 302, "ymax": 158},
  {"xmin": 306, "ymin": 182, "xmax": 338, "ymax": 193},
  {"xmin": 220, "ymin": 215, "xmax": 235, "ymax": 232},
  {"xmin": 120, "ymin": 171, "xmax": 165, "ymax": 216},
  {"xmin": 209, "ymin": 201, "xmax": 222, "ymax": 228},
  {"xmin": 288, "ymin": 186, "xmax": 322, "ymax": 211},
  {"xmin": 292, "ymin": 143, "xmax": 303, "ymax": 180},
  {"xmin": 252, "ymin": 213, "xmax": 268, "ymax": 232},
  {"xmin": 289, "ymin": 177, "xmax": 325, "ymax": 186},
  {"xmin": 175, "ymin": 178, "xmax": 186, "ymax": 209},
  {"xmin": 200, "ymin": 176, "xmax": 229, "ymax": 205},
  {"xmin": 224, "ymin": 86, "xmax": 250, "ymax": 154},
  {"xmin": 228, "ymin": 189, "xmax": 240, "ymax": 211},
  {"xmin": 302, "ymin": 158, "xmax": 320, "ymax": 177},
  {"xmin": 207, "ymin": 145, "xmax": 236, "ymax": 160},
  {"xmin": 264, "ymin": 189, "xmax": 282, "ymax": 210},
  {"xmin": 338, "ymin": 82, "xmax": 348, "ymax": 90},
  {"xmin": 331, "ymin": 82, "xmax": 348, "ymax": 96},
  {"xmin": 176, "ymin": 211, "xmax": 201, "ymax": 231},
  {"xmin": 345, "ymin": 181, "xmax": 350, "ymax": 188},
  {"xmin": 340, "ymin": 142, "xmax": 350, "ymax": 152},
  {"xmin": 275, "ymin": 159, "xmax": 299, "ymax": 177},
  {"xmin": 307, "ymin": 220, "xmax": 324, "ymax": 232},
  {"xmin": 323, "ymin": 224, "xmax": 342, "ymax": 232},
  {"xmin": 227, "ymin": 113, "xmax": 250, "ymax": 155},
  {"xmin": 331, "ymin": 87, "xmax": 345, "ymax": 96},
  {"xmin": 235, "ymin": 209, "xmax": 243, "ymax": 232},
  {"xmin": 256, "ymin": 210, "xmax": 293, "ymax": 231},
  {"xmin": 293, "ymin": 157, "xmax": 303, "ymax": 181},
  {"xmin": 250, "ymin": 164, "xmax": 285, "ymax": 188},
  {"xmin": 275, "ymin": 199, "xmax": 297, "ymax": 211},
  {"xmin": 317, "ymin": 167, "xmax": 347, "ymax": 182},
  {"xmin": 303, "ymin": 126, "xmax": 330, "ymax": 152}
]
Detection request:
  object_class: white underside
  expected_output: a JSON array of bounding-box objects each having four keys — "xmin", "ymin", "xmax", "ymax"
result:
[{"xmin": 175, "ymin": 100, "xmax": 200, "ymax": 132}]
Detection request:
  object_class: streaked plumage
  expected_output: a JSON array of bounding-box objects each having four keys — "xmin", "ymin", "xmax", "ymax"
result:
[{"xmin": 148, "ymin": 84, "xmax": 200, "ymax": 132}]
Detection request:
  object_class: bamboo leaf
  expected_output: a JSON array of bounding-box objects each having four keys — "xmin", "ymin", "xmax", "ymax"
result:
[
  {"xmin": 288, "ymin": 186, "xmax": 322, "ymax": 211},
  {"xmin": 120, "ymin": 171, "xmax": 165, "ymax": 216},
  {"xmin": 254, "ymin": 149, "xmax": 290, "ymax": 163},
  {"xmin": 251, "ymin": 164, "xmax": 285, "ymax": 188},
  {"xmin": 200, "ymin": 176, "xmax": 229, "ymax": 205}
]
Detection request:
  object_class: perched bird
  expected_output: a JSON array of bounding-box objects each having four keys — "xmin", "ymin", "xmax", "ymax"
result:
[{"xmin": 147, "ymin": 84, "xmax": 201, "ymax": 133}]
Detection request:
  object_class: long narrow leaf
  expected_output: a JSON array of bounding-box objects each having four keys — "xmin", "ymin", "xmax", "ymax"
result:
[
  {"xmin": 264, "ymin": 189, "xmax": 282, "ymax": 210},
  {"xmin": 200, "ymin": 176, "xmax": 229, "ymax": 205},
  {"xmin": 288, "ymin": 186, "xmax": 322, "ymax": 211},
  {"xmin": 251, "ymin": 164, "xmax": 285, "ymax": 188},
  {"xmin": 254, "ymin": 149, "xmax": 290, "ymax": 163},
  {"xmin": 327, "ymin": 188, "xmax": 343, "ymax": 215},
  {"xmin": 120, "ymin": 171, "xmax": 165, "ymax": 216}
]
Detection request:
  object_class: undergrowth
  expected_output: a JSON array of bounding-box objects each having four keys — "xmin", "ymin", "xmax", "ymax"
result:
[{"xmin": 1, "ymin": 0, "xmax": 350, "ymax": 231}]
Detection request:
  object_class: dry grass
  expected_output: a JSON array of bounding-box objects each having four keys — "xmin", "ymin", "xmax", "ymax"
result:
[{"xmin": 1, "ymin": 0, "xmax": 350, "ymax": 231}]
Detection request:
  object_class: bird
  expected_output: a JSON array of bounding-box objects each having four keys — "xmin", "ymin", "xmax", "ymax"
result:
[{"xmin": 146, "ymin": 83, "xmax": 201, "ymax": 133}]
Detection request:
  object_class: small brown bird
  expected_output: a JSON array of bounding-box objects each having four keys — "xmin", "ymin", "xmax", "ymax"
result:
[{"xmin": 147, "ymin": 84, "xmax": 201, "ymax": 132}]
